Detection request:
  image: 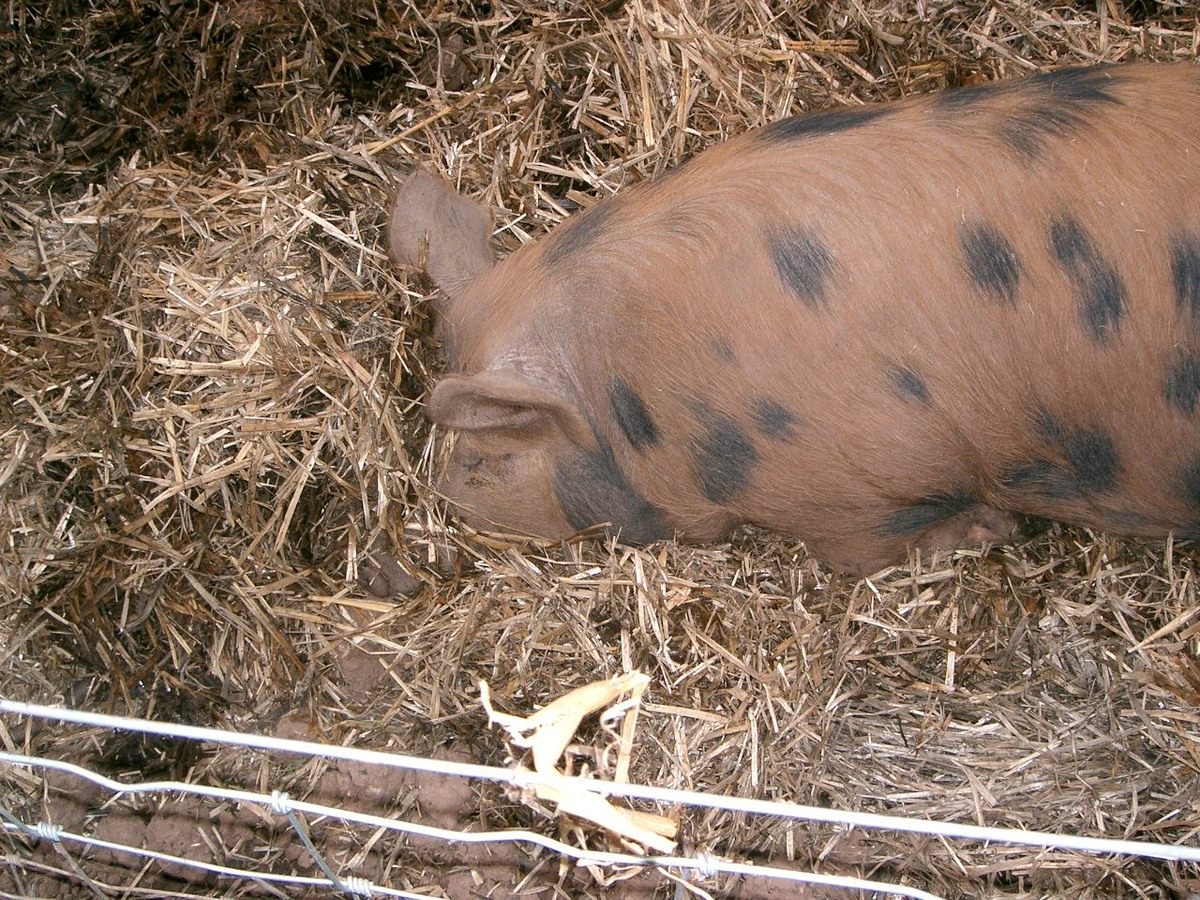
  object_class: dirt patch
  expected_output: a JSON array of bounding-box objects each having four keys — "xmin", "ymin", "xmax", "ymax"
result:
[{"xmin": 2, "ymin": 723, "xmax": 681, "ymax": 898}]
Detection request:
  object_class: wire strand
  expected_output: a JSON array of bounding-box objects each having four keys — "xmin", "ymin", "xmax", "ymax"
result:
[{"xmin": 3, "ymin": 699, "xmax": 1197, "ymax": 864}]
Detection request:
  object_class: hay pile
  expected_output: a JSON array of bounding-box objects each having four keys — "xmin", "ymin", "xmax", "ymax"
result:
[{"xmin": 2, "ymin": 1, "xmax": 1199, "ymax": 897}]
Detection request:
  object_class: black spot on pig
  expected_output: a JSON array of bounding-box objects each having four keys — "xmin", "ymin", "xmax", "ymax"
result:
[
  {"xmin": 1049, "ymin": 216, "xmax": 1127, "ymax": 342},
  {"xmin": 711, "ymin": 339, "xmax": 736, "ymax": 362},
  {"xmin": 1026, "ymin": 65, "xmax": 1125, "ymax": 104},
  {"xmin": 878, "ymin": 491, "xmax": 976, "ymax": 537},
  {"xmin": 960, "ymin": 222, "xmax": 1022, "ymax": 305},
  {"xmin": 758, "ymin": 106, "xmax": 893, "ymax": 144},
  {"xmin": 769, "ymin": 227, "xmax": 836, "ymax": 308},
  {"xmin": 610, "ymin": 377, "xmax": 659, "ymax": 450},
  {"xmin": 752, "ymin": 399, "xmax": 800, "ymax": 440},
  {"xmin": 1171, "ymin": 233, "xmax": 1200, "ymax": 324},
  {"xmin": 1164, "ymin": 349, "xmax": 1200, "ymax": 414},
  {"xmin": 689, "ymin": 403, "xmax": 759, "ymax": 505},
  {"xmin": 543, "ymin": 200, "xmax": 619, "ymax": 266},
  {"xmin": 935, "ymin": 78, "xmax": 1010, "ymax": 111},
  {"xmin": 1039, "ymin": 411, "xmax": 1121, "ymax": 494},
  {"xmin": 998, "ymin": 67, "xmax": 1125, "ymax": 159},
  {"xmin": 885, "ymin": 364, "xmax": 932, "ymax": 406},
  {"xmin": 554, "ymin": 435, "xmax": 668, "ymax": 543},
  {"xmin": 1003, "ymin": 411, "xmax": 1121, "ymax": 499},
  {"xmin": 1002, "ymin": 460, "xmax": 1076, "ymax": 500}
]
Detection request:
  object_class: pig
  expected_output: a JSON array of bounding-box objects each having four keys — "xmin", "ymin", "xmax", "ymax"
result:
[{"xmin": 389, "ymin": 63, "xmax": 1200, "ymax": 574}]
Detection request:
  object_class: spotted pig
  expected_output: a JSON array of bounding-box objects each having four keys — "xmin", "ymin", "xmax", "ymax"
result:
[{"xmin": 390, "ymin": 63, "xmax": 1200, "ymax": 573}]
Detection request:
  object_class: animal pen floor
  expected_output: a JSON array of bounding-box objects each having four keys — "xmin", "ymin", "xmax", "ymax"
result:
[{"xmin": 2, "ymin": 1, "xmax": 1199, "ymax": 897}]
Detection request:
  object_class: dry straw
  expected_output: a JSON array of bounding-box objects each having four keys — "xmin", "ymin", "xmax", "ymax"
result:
[{"xmin": 2, "ymin": 0, "xmax": 1200, "ymax": 897}]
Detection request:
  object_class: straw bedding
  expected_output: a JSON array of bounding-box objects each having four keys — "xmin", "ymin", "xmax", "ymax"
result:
[{"xmin": 2, "ymin": 1, "xmax": 1199, "ymax": 897}]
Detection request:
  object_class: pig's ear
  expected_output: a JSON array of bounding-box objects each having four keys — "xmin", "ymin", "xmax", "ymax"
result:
[
  {"xmin": 427, "ymin": 370, "xmax": 599, "ymax": 452},
  {"xmin": 388, "ymin": 169, "xmax": 494, "ymax": 296}
]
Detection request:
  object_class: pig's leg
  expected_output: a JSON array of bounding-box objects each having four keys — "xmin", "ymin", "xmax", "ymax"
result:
[{"xmin": 810, "ymin": 503, "xmax": 1019, "ymax": 574}]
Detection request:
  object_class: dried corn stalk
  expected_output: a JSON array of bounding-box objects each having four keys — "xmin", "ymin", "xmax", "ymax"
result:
[{"xmin": 481, "ymin": 672, "xmax": 677, "ymax": 853}]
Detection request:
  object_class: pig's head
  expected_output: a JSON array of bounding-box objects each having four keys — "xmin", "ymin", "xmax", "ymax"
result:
[{"xmin": 390, "ymin": 170, "xmax": 656, "ymax": 542}]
